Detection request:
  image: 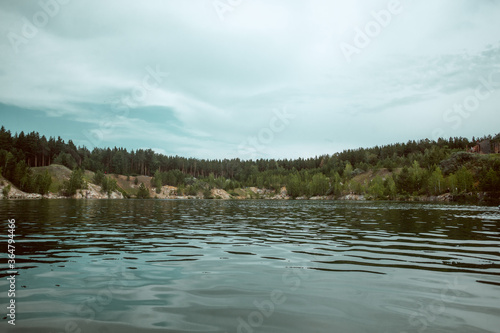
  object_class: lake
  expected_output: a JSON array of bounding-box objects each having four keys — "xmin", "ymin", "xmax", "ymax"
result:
[{"xmin": 1, "ymin": 199, "xmax": 499, "ymax": 333}]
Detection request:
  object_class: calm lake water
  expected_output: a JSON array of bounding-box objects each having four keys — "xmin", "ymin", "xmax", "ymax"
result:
[{"xmin": 1, "ymin": 199, "xmax": 500, "ymax": 333}]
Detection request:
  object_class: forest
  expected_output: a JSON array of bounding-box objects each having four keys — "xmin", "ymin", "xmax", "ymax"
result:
[{"xmin": 0, "ymin": 126, "xmax": 499, "ymax": 200}]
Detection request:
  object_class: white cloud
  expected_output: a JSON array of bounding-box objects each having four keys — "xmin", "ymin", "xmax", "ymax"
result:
[{"xmin": 1, "ymin": 0, "xmax": 499, "ymax": 159}]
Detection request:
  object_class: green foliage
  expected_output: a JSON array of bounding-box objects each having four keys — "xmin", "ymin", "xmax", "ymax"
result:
[
  {"xmin": 409, "ymin": 161, "xmax": 429, "ymax": 195},
  {"xmin": 2, "ymin": 184, "xmax": 11, "ymax": 198},
  {"xmin": 177, "ymin": 184, "xmax": 185, "ymax": 195},
  {"xmin": 440, "ymin": 152, "xmax": 479, "ymax": 175},
  {"xmin": 256, "ymin": 175, "xmax": 264, "ymax": 189},
  {"xmin": 383, "ymin": 175, "xmax": 397, "ymax": 199},
  {"xmin": 228, "ymin": 190, "xmax": 239, "ymax": 197},
  {"xmin": 0, "ymin": 126, "xmax": 499, "ymax": 202},
  {"xmin": 446, "ymin": 173, "xmax": 458, "ymax": 194},
  {"xmin": 207, "ymin": 173, "xmax": 216, "ymax": 189},
  {"xmin": 136, "ymin": 183, "xmax": 150, "ymax": 199},
  {"xmin": 421, "ymin": 146, "xmax": 450, "ymax": 169},
  {"xmin": 116, "ymin": 186, "xmax": 130, "ymax": 199},
  {"xmin": 101, "ymin": 176, "xmax": 118, "ymax": 196},
  {"xmin": 63, "ymin": 168, "xmax": 86, "ymax": 196},
  {"xmin": 0, "ymin": 152, "xmax": 53, "ymax": 194},
  {"xmin": 13, "ymin": 160, "xmax": 29, "ymax": 188},
  {"xmin": 454, "ymin": 166, "xmax": 474, "ymax": 193},
  {"xmin": 53, "ymin": 152, "xmax": 77, "ymax": 170},
  {"xmin": 309, "ymin": 173, "xmax": 329, "ymax": 196},
  {"xmin": 427, "ymin": 167, "xmax": 445, "ymax": 196},
  {"xmin": 34, "ymin": 170, "xmax": 52, "ymax": 195},
  {"xmin": 395, "ymin": 162, "xmax": 429, "ymax": 195},
  {"xmin": 151, "ymin": 169, "xmax": 186, "ymax": 187},
  {"xmin": 330, "ymin": 172, "xmax": 343, "ymax": 196},
  {"xmin": 396, "ymin": 167, "xmax": 411, "ymax": 195},
  {"xmin": 203, "ymin": 188, "xmax": 213, "ymax": 199},
  {"xmin": 346, "ymin": 178, "xmax": 365, "ymax": 194},
  {"xmin": 93, "ymin": 170, "xmax": 105, "ymax": 186},
  {"xmin": 343, "ymin": 162, "xmax": 354, "ymax": 179},
  {"xmin": 481, "ymin": 168, "xmax": 500, "ymax": 192},
  {"xmin": 286, "ymin": 173, "xmax": 302, "ymax": 198},
  {"xmin": 183, "ymin": 179, "xmax": 210, "ymax": 196},
  {"xmin": 152, "ymin": 170, "xmax": 162, "ymax": 193},
  {"xmin": 367, "ymin": 176, "xmax": 385, "ymax": 199},
  {"xmin": 185, "ymin": 185, "xmax": 198, "ymax": 196}
]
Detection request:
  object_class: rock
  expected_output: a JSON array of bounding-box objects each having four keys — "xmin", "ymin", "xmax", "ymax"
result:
[
  {"xmin": 437, "ymin": 193, "xmax": 453, "ymax": 202},
  {"xmin": 109, "ymin": 191, "xmax": 124, "ymax": 199},
  {"xmin": 339, "ymin": 194, "xmax": 365, "ymax": 201},
  {"xmin": 1, "ymin": 181, "xmax": 41, "ymax": 199},
  {"xmin": 211, "ymin": 189, "xmax": 231, "ymax": 200},
  {"xmin": 71, "ymin": 183, "xmax": 124, "ymax": 199},
  {"xmin": 310, "ymin": 196, "xmax": 328, "ymax": 200},
  {"xmin": 43, "ymin": 193, "xmax": 66, "ymax": 199},
  {"xmin": 270, "ymin": 187, "xmax": 290, "ymax": 200}
]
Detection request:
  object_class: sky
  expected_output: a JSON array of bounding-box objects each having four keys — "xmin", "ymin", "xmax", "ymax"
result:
[{"xmin": 0, "ymin": 0, "xmax": 499, "ymax": 160}]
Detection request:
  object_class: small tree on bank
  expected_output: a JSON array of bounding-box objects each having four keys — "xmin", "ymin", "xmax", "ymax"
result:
[
  {"xmin": 62, "ymin": 168, "xmax": 86, "ymax": 196},
  {"xmin": 136, "ymin": 183, "xmax": 150, "ymax": 199},
  {"xmin": 2, "ymin": 184, "xmax": 11, "ymax": 198},
  {"xmin": 35, "ymin": 170, "xmax": 52, "ymax": 195},
  {"xmin": 101, "ymin": 176, "xmax": 118, "ymax": 196}
]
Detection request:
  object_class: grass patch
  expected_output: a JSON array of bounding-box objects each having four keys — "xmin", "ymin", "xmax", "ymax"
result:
[{"xmin": 32, "ymin": 164, "xmax": 72, "ymax": 194}]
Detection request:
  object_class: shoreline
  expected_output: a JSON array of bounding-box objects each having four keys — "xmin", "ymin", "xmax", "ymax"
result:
[
  {"xmin": 2, "ymin": 189, "xmax": 498, "ymax": 206},
  {"xmin": 2, "ymin": 174, "xmax": 498, "ymax": 205}
]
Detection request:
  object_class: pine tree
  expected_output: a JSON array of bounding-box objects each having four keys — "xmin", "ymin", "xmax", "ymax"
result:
[
  {"xmin": 481, "ymin": 168, "xmax": 499, "ymax": 192},
  {"xmin": 101, "ymin": 176, "xmax": 117, "ymax": 196},
  {"xmin": 63, "ymin": 169, "xmax": 86, "ymax": 196},
  {"xmin": 93, "ymin": 170, "xmax": 105, "ymax": 186},
  {"xmin": 310, "ymin": 173, "xmax": 329, "ymax": 196},
  {"xmin": 136, "ymin": 183, "xmax": 150, "ymax": 199},
  {"xmin": 396, "ymin": 166, "xmax": 411, "ymax": 194},
  {"xmin": 35, "ymin": 170, "xmax": 52, "ymax": 195},
  {"xmin": 286, "ymin": 173, "xmax": 301, "ymax": 198}
]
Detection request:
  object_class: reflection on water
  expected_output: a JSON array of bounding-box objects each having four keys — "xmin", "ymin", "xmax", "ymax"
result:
[{"xmin": 0, "ymin": 200, "xmax": 499, "ymax": 332}]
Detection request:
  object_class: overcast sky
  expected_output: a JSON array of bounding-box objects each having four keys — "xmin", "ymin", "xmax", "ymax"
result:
[{"xmin": 0, "ymin": 0, "xmax": 499, "ymax": 160}]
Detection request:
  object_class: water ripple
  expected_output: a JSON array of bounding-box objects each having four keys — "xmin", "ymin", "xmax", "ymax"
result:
[{"xmin": 1, "ymin": 200, "xmax": 499, "ymax": 332}]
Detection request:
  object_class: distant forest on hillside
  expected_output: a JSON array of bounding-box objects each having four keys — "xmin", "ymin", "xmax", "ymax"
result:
[{"xmin": 0, "ymin": 126, "xmax": 499, "ymax": 200}]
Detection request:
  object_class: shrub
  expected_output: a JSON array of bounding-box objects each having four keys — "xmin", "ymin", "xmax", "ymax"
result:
[
  {"xmin": 440, "ymin": 152, "xmax": 479, "ymax": 175},
  {"xmin": 2, "ymin": 184, "xmax": 11, "ymax": 198},
  {"xmin": 93, "ymin": 170, "xmax": 105, "ymax": 186},
  {"xmin": 186, "ymin": 185, "xmax": 198, "ymax": 196},
  {"xmin": 101, "ymin": 176, "xmax": 118, "ymax": 196},
  {"xmin": 35, "ymin": 170, "xmax": 52, "ymax": 195},
  {"xmin": 136, "ymin": 183, "xmax": 150, "ymax": 199},
  {"xmin": 62, "ymin": 169, "xmax": 86, "ymax": 196},
  {"xmin": 53, "ymin": 152, "xmax": 77, "ymax": 170},
  {"xmin": 203, "ymin": 188, "xmax": 213, "ymax": 199},
  {"xmin": 480, "ymin": 168, "xmax": 500, "ymax": 192}
]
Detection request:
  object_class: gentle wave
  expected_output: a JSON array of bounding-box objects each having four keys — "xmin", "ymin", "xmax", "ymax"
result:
[{"xmin": 1, "ymin": 200, "xmax": 499, "ymax": 333}]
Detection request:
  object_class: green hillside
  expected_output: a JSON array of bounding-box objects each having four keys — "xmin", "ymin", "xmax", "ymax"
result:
[{"xmin": 0, "ymin": 126, "xmax": 499, "ymax": 202}]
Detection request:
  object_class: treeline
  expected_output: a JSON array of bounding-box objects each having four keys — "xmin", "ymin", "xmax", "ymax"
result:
[
  {"xmin": 0, "ymin": 126, "xmax": 499, "ymax": 199},
  {"xmin": 0, "ymin": 126, "xmax": 487, "ymax": 178}
]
